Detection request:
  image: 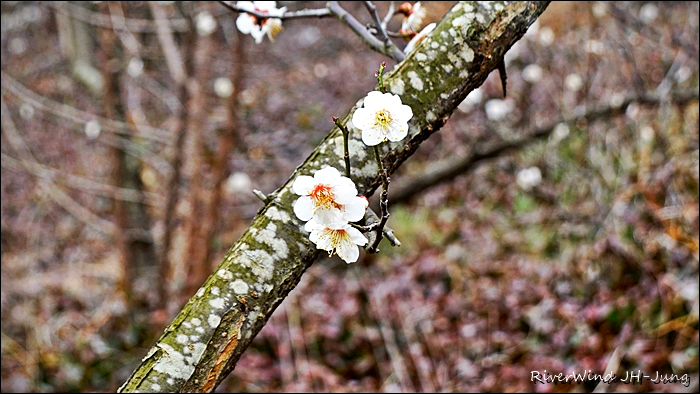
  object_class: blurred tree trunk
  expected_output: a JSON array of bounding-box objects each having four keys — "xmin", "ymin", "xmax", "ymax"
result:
[
  {"xmin": 153, "ymin": 1, "xmax": 196, "ymax": 313},
  {"xmin": 198, "ymin": 27, "xmax": 248, "ymax": 294},
  {"xmin": 119, "ymin": 2, "xmax": 550, "ymax": 392},
  {"xmin": 99, "ymin": 4, "xmax": 158, "ymax": 310},
  {"xmin": 182, "ymin": 8, "xmax": 216, "ymax": 300}
]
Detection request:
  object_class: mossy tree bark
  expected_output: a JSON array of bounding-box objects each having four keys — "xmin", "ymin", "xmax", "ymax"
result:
[{"xmin": 119, "ymin": 2, "xmax": 550, "ymax": 392}]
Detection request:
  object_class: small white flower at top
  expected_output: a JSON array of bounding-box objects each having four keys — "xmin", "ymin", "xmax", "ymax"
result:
[
  {"xmin": 352, "ymin": 91, "xmax": 413, "ymax": 146},
  {"xmin": 293, "ymin": 166, "xmax": 368, "ymax": 226},
  {"xmin": 235, "ymin": 1, "xmax": 286, "ymax": 44},
  {"xmin": 304, "ymin": 220, "xmax": 368, "ymax": 264},
  {"xmin": 398, "ymin": 2, "xmax": 427, "ymax": 32}
]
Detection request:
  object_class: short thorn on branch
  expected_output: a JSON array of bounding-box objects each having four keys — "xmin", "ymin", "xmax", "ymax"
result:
[{"xmin": 252, "ymin": 189, "xmax": 269, "ymax": 203}]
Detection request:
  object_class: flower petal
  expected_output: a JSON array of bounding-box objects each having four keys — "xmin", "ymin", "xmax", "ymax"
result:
[
  {"xmin": 235, "ymin": 14, "xmax": 255, "ymax": 34},
  {"xmin": 332, "ymin": 177, "xmax": 358, "ymax": 204},
  {"xmin": 293, "ymin": 197, "xmax": 314, "ymax": 221},
  {"xmin": 292, "ymin": 175, "xmax": 315, "ymax": 195},
  {"xmin": 304, "ymin": 219, "xmax": 322, "ymax": 232},
  {"xmin": 346, "ymin": 226, "xmax": 368, "ymax": 246},
  {"xmin": 253, "ymin": 1, "xmax": 277, "ymax": 10},
  {"xmin": 362, "ymin": 128, "xmax": 384, "ymax": 146},
  {"xmin": 395, "ymin": 103, "xmax": 414, "ymax": 122},
  {"xmin": 314, "ymin": 207, "xmax": 344, "ymax": 227},
  {"xmin": 250, "ymin": 27, "xmax": 265, "ymax": 44},
  {"xmin": 385, "ymin": 93, "xmax": 404, "ymax": 109},
  {"xmin": 351, "ymin": 108, "xmax": 374, "ymax": 130},
  {"xmin": 343, "ymin": 197, "xmax": 367, "ymax": 222},
  {"xmin": 386, "ymin": 122, "xmax": 408, "ymax": 142},
  {"xmin": 363, "ymin": 91, "xmax": 387, "ymax": 110},
  {"xmin": 314, "ymin": 166, "xmax": 341, "ymax": 184},
  {"xmin": 336, "ymin": 238, "xmax": 360, "ymax": 263}
]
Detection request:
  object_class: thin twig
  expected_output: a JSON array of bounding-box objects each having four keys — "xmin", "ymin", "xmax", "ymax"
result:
[
  {"xmin": 46, "ymin": 2, "xmax": 191, "ymax": 33},
  {"xmin": 1, "ymin": 72, "xmax": 170, "ymax": 143},
  {"xmin": 381, "ymin": 1, "xmax": 396, "ymax": 30},
  {"xmin": 367, "ymin": 146, "xmax": 390, "ymax": 253},
  {"xmin": 218, "ymin": 1, "xmax": 331, "ymax": 19},
  {"xmin": 359, "ymin": 207, "xmax": 401, "ymax": 247},
  {"xmin": 328, "ymin": 1, "xmax": 405, "ymax": 62},
  {"xmin": 149, "ymin": 2, "xmax": 186, "ymax": 84},
  {"xmin": 363, "ymin": 1, "xmax": 392, "ymax": 47},
  {"xmin": 1, "ymin": 98, "xmax": 118, "ymax": 236},
  {"xmin": 1, "ymin": 153, "xmax": 164, "ymax": 206}
]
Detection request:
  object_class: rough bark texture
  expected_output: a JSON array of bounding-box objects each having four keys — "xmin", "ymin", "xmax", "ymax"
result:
[{"xmin": 119, "ymin": 2, "xmax": 550, "ymax": 392}]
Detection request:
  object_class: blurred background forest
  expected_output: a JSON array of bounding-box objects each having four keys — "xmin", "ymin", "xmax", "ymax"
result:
[{"xmin": 1, "ymin": 1, "xmax": 698, "ymax": 392}]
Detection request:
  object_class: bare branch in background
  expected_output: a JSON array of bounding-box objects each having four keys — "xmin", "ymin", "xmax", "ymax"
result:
[
  {"xmin": 381, "ymin": 1, "xmax": 396, "ymax": 30},
  {"xmin": 1, "ymin": 98, "xmax": 118, "ymax": 236},
  {"xmin": 328, "ymin": 1, "xmax": 405, "ymax": 62},
  {"xmin": 149, "ymin": 2, "xmax": 187, "ymax": 85},
  {"xmin": 388, "ymin": 90, "xmax": 700, "ymax": 206},
  {"xmin": 217, "ymin": 1, "xmax": 405, "ymax": 61},
  {"xmin": 46, "ymin": 2, "xmax": 191, "ymax": 33},
  {"xmin": 1, "ymin": 72, "xmax": 171, "ymax": 143},
  {"xmin": 0, "ymin": 153, "xmax": 163, "ymax": 206},
  {"xmin": 150, "ymin": 1, "xmax": 196, "ymax": 311},
  {"xmin": 363, "ymin": 1, "xmax": 393, "ymax": 48}
]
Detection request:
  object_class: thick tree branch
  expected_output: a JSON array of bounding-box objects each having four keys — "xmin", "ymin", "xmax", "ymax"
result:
[{"xmin": 119, "ymin": 2, "xmax": 550, "ymax": 392}]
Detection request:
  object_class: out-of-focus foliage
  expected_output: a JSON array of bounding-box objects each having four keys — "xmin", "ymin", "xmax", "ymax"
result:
[{"xmin": 1, "ymin": 2, "xmax": 698, "ymax": 392}]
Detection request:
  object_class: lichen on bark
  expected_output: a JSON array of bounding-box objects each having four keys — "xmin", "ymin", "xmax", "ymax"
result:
[{"xmin": 119, "ymin": 2, "xmax": 550, "ymax": 392}]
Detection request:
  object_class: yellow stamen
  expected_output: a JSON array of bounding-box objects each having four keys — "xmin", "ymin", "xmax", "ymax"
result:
[{"xmin": 374, "ymin": 109, "xmax": 392, "ymax": 128}]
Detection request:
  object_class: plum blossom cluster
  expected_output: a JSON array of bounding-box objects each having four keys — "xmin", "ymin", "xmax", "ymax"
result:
[
  {"xmin": 293, "ymin": 63, "xmax": 413, "ymax": 263},
  {"xmin": 293, "ymin": 167, "xmax": 368, "ymax": 264}
]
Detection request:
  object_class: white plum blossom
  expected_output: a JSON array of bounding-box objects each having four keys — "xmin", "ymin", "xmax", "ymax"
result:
[
  {"xmin": 293, "ymin": 166, "xmax": 368, "ymax": 226},
  {"xmin": 195, "ymin": 11, "xmax": 217, "ymax": 36},
  {"xmin": 521, "ymin": 64, "xmax": 543, "ymax": 83},
  {"xmin": 516, "ymin": 167, "xmax": 542, "ymax": 191},
  {"xmin": 85, "ymin": 120, "xmax": 101, "ymax": 140},
  {"xmin": 403, "ymin": 23, "xmax": 436, "ymax": 54},
  {"xmin": 304, "ymin": 220, "xmax": 368, "ymax": 264},
  {"xmin": 565, "ymin": 73, "xmax": 584, "ymax": 92},
  {"xmin": 214, "ymin": 77, "xmax": 234, "ymax": 98},
  {"xmin": 352, "ymin": 91, "xmax": 413, "ymax": 146},
  {"xmin": 235, "ymin": 1, "xmax": 286, "ymax": 44},
  {"xmin": 484, "ymin": 98, "xmax": 514, "ymax": 121},
  {"xmin": 398, "ymin": 2, "xmax": 427, "ymax": 32}
]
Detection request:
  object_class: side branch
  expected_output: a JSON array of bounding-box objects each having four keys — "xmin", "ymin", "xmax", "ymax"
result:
[
  {"xmin": 328, "ymin": 1, "xmax": 405, "ymax": 62},
  {"xmin": 364, "ymin": 1, "xmax": 392, "ymax": 48}
]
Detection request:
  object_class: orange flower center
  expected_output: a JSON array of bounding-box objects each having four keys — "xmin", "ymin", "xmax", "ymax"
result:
[{"xmin": 309, "ymin": 185, "xmax": 340, "ymax": 210}]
